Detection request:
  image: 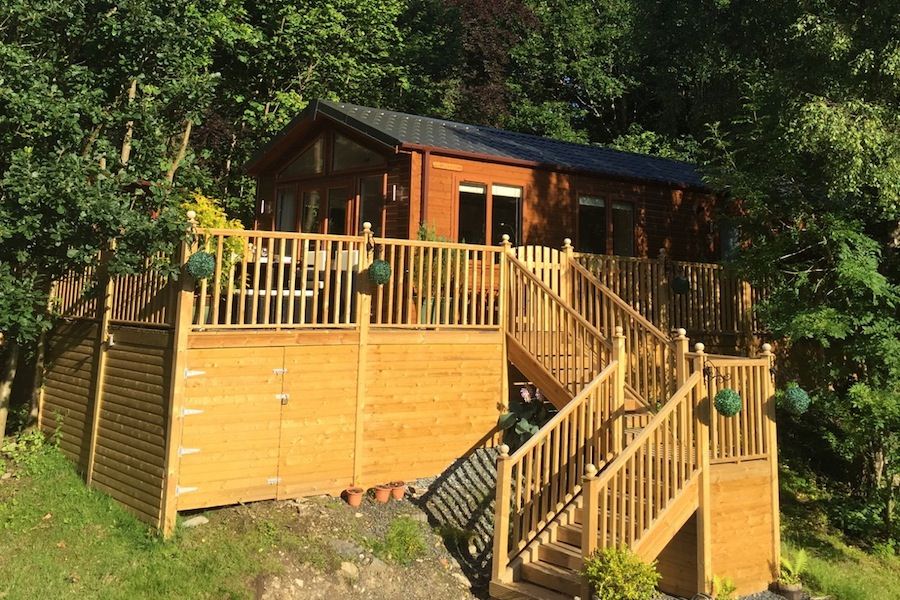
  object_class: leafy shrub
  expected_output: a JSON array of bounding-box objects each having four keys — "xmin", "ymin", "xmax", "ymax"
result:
[
  {"xmin": 368, "ymin": 516, "xmax": 427, "ymax": 565},
  {"xmin": 780, "ymin": 548, "xmax": 808, "ymax": 585},
  {"xmin": 498, "ymin": 385, "xmax": 557, "ymax": 450},
  {"xmin": 582, "ymin": 547, "xmax": 660, "ymax": 600},
  {"xmin": 1, "ymin": 426, "xmax": 58, "ymax": 475},
  {"xmin": 712, "ymin": 575, "xmax": 737, "ymax": 600}
]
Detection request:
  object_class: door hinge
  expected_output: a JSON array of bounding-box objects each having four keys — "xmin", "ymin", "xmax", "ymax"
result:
[
  {"xmin": 176, "ymin": 485, "xmax": 198, "ymax": 496},
  {"xmin": 267, "ymin": 477, "xmax": 281, "ymax": 485},
  {"xmin": 178, "ymin": 447, "xmax": 201, "ymax": 456},
  {"xmin": 184, "ymin": 369, "xmax": 206, "ymax": 378},
  {"xmin": 276, "ymin": 393, "xmax": 289, "ymax": 405},
  {"xmin": 273, "ymin": 367, "xmax": 288, "ymax": 375},
  {"xmin": 181, "ymin": 408, "xmax": 204, "ymax": 417}
]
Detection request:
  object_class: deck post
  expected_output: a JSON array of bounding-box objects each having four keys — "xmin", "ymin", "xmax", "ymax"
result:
[
  {"xmin": 491, "ymin": 444, "xmax": 513, "ymax": 583},
  {"xmin": 762, "ymin": 343, "xmax": 781, "ymax": 578},
  {"xmin": 673, "ymin": 328, "xmax": 689, "ymax": 386},
  {"xmin": 353, "ymin": 223, "xmax": 374, "ymax": 487},
  {"xmin": 580, "ymin": 463, "xmax": 600, "ymax": 600},
  {"xmin": 160, "ymin": 213, "xmax": 199, "ymax": 536},
  {"xmin": 499, "ymin": 235, "xmax": 512, "ymax": 418},
  {"xmin": 561, "ymin": 238, "xmax": 574, "ymax": 304},
  {"xmin": 612, "ymin": 326, "xmax": 626, "ymax": 454},
  {"xmin": 693, "ymin": 342, "xmax": 713, "ymax": 594},
  {"xmin": 84, "ymin": 245, "xmax": 114, "ymax": 483}
]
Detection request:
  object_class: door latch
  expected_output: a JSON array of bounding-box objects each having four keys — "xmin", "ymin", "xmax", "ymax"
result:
[{"xmin": 276, "ymin": 393, "xmax": 289, "ymax": 405}]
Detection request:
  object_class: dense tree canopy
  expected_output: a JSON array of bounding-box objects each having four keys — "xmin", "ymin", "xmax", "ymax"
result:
[{"xmin": 0, "ymin": 0, "xmax": 897, "ymax": 541}]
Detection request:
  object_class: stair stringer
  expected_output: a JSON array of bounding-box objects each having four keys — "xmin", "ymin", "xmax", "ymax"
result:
[
  {"xmin": 505, "ymin": 333, "xmax": 574, "ymax": 409},
  {"xmin": 632, "ymin": 474, "xmax": 700, "ymax": 562}
]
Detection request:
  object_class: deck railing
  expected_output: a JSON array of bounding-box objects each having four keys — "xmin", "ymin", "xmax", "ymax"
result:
[
  {"xmin": 506, "ymin": 254, "xmax": 611, "ymax": 397},
  {"xmin": 580, "ymin": 370, "xmax": 705, "ymax": 557},
  {"xmin": 568, "ymin": 259, "xmax": 675, "ymax": 407},
  {"xmin": 492, "ymin": 361, "xmax": 621, "ymax": 582},
  {"xmin": 370, "ymin": 237, "xmax": 502, "ymax": 328}
]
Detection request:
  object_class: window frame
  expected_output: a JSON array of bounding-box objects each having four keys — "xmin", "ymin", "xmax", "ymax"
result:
[
  {"xmin": 575, "ymin": 191, "xmax": 637, "ymax": 257},
  {"xmin": 454, "ymin": 178, "xmax": 524, "ymax": 246}
]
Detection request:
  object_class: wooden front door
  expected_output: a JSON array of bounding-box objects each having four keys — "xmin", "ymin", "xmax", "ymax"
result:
[{"xmin": 297, "ymin": 181, "xmax": 354, "ymax": 235}]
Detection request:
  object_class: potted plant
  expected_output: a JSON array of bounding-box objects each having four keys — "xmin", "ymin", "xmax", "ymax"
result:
[
  {"xmin": 344, "ymin": 487, "xmax": 364, "ymax": 508},
  {"xmin": 389, "ymin": 481, "xmax": 406, "ymax": 500},
  {"xmin": 374, "ymin": 484, "xmax": 392, "ymax": 503},
  {"xmin": 778, "ymin": 549, "xmax": 808, "ymax": 600}
]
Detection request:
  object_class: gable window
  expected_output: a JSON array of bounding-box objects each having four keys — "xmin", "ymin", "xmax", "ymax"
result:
[
  {"xmin": 612, "ymin": 202, "xmax": 635, "ymax": 256},
  {"xmin": 458, "ymin": 183, "xmax": 487, "ymax": 245},
  {"xmin": 578, "ymin": 195, "xmax": 606, "ymax": 254},
  {"xmin": 332, "ymin": 133, "xmax": 385, "ymax": 172},
  {"xmin": 491, "ymin": 185, "xmax": 522, "ymax": 246},
  {"xmin": 281, "ymin": 136, "xmax": 325, "ymax": 179}
]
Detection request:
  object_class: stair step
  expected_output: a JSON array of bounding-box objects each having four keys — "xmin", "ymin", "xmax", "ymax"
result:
[
  {"xmin": 539, "ymin": 540, "xmax": 583, "ymax": 570},
  {"xmin": 557, "ymin": 522, "xmax": 582, "ymax": 546},
  {"xmin": 489, "ymin": 579, "xmax": 575, "ymax": 600},
  {"xmin": 520, "ymin": 560, "xmax": 581, "ymax": 598}
]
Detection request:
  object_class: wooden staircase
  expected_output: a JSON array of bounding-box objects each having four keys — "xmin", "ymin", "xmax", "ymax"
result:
[{"xmin": 493, "ymin": 246, "xmax": 713, "ymax": 599}]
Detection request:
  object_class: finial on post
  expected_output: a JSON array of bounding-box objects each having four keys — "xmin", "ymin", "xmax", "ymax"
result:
[
  {"xmin": 676, "ymin": 328, "xmax": 687, "ymax": 339},
  {"xmin": 362, "ymin": 221, "xmax": 372, "ymax": 233},
  {"xmin": 761, "ymin": 343, "xmax": 772, "ymax": 356},
  {"xmin": 498, "ymin": 444, "xmax": 510, "ymax": 459},
  {"xmin": 501, "ymin": 234, "xmax": 512, "ymax": 252},
  {"xmin": 563, "ymin": 238, "xmax": 572, "ymax": 249},
  {"xmin": 614, "ymin": 325, "xmax": 624, "ymax": 338},
  {"xmin": 584, "ymin": 463, "xmax": 598, "ymax": 478},
  {"xmin": 186, "ymin": 210, "xmax": 197, "ymax": 225},
  {"xmin": 694, "ymin": 342, "xmax": 705, "ymax": 354}
]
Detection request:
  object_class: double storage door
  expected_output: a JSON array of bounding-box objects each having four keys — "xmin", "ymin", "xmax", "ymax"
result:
[{"xmin": 176, "ymin": 344, "xmax": 357, "ymax": 510}]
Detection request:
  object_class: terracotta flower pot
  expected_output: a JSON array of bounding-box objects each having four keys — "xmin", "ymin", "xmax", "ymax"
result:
[
  {"xmin": 374, "ymin": 484, "xmax": 392, "ymax": 503},
  {"xmin": 344, "ymin": 487, "xmax": 364, "ymax": 508},
  {"xmin": 389, "ymin": 481, "xmax": 406, "ymax": 500}
]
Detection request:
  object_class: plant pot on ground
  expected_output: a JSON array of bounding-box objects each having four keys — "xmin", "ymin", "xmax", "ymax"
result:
[
  {"xmin": 777, "ymin": 582, "xmax": 805, "ymax": 600},
  {"xmin": 778, "ymin": 548, "xmax": 808, "ymax": 600},
  {"xmin": 389, "ymin": 481, "xmax": 406, "ymax": 500},
  {"xmin": 344, "ymin": 487, "xmax": 364, "ymax": 508},
  {"xmin": 374, "ymin": 484, "xmax": 392, "ymax": 503}
]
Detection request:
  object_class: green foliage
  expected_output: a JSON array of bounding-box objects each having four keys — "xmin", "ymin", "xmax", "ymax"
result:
[
  {"xmin": 582, "ymin": 547, "xmax": 660, "ymax": 600},
  {"xmin": 712, "ymin": 575, "xmax": 737, "ymax": 600},
  {"xmin": 368, "ymin": 516, "xmax": 427, "ymax": 565},
  {"xmin": 780, "ymin": 383, "xmax": 812, "ymax": 416},
  {"xmin": 185, "ymin": 251, "xmax": 216, "ymax": 280},
  {"xmin": 498, "ymin": 386, "xmax": 557, "ymax": 450},
  {"xmin": 779, "ymin": 548, "xmax": 808, "ymax": 586},
  {"xmin": 368, "ymin": 259, "xmax": 392, "ymax": 286},
  {"xmin": 714, "ymin": 388, "xmax": 742, "ymax": 417},
  {"xmin": 0, "ymin": 427, "xmax": 57, "ymax": 475}
]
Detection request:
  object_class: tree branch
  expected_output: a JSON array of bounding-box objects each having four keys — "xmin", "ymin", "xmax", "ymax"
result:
[{"xmin": 165, "ymin": 119, "xmax": 193, "ymax": 183}]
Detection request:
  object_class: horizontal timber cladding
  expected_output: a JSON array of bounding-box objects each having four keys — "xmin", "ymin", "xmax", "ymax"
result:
[
  {"xmin": 709, "ymin": 459, "xmax": 777, "ymax": 595},
  {"xmin": 40, "ymin": 319, "xmax": 99, "ymax": 470},
  {"xmin": 175, "ymin": 329, "xmax": 503, "ymax": 511},
  {"xmin": 422, "ymin": 153, "xmax": 718, "ymax": 262},
  {"xmin": 90, "ymin": 326, "xmax": 173, "ymax": 527},
  {"xmin": 359, "ymin": 330, "xmax": 503, "ymax": 487},
  {"xmin": 655, "ymin": 514, "xmax": 698, "ymax": 598}
]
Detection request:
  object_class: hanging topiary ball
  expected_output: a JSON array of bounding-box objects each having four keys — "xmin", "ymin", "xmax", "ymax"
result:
[
  {"xmin": 672, "ymin": 275, "xmax": 690, "ymax": 295},
  {"xmin": 714, "ymin": 388, "xmax": 742, "ymax": 417},
  {"xmin": 368, "ymin": 258, "xmax": 392, "ymax": 286},
  {"xmin": 186, "ymin": 250, "xmax": 216, "ymax": 279},
  {"xmin": 782, "ymin": 384, "xmax": 811, "ymax": 415}
]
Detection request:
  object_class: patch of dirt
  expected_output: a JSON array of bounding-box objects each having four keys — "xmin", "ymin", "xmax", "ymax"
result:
[{"xmin": 200, "ymin": 490, "xmax": 483, "ymax": 600}]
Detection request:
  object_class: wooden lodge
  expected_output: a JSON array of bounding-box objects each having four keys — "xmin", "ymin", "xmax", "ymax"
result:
[{"xmin": 38, "ymin": 103, "xmax": 778, "ymax": 599}]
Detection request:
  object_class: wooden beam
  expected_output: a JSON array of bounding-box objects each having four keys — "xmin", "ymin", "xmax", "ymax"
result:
[
  {"xmin": 85, "ymin": 249, "xmax": 114, "ymax": 484},
  {"xmin": 353, "ymin": 225, "xmax": 373, "ymax": 485}
]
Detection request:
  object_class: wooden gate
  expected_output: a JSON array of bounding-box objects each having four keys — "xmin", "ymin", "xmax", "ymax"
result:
[{"xmin": 513, "ymin": 246, "xmax": 564, "ymax": 296}]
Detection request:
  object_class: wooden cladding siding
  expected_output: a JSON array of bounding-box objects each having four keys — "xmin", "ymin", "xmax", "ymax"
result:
[
  {"xmin": 175, "ymin": 329, "xmax": 503, "ymax": 511},
  {"xmin": 40, "ymin": 320, "xmax": 99, "ymax": 469},
  {"xmin": 90, "ymin": 326, "xmax": 172, "ymax": 527},
  {"xmin": 655, "ymin": 514, "xmax": 699, "ymax": 599},
  {"xmin": 421, "ymin": 154, "xmax": 717, "ymax": 261}
]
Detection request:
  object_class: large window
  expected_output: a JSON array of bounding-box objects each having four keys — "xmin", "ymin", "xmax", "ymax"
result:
[
  {"xmin": 578, "ymin": 195, "xmax": 606, "ymax": 254},
  {"xmin": 359, "ymin": 176, "xmax": 384, "ymax": 236},
  {"xmin": 612, "ymin": 202, "xmax": 634, "ymax": 256},
  {"xmin": 332, "ymin": 133, "xmax": 384, "ymax": 172},
  {"xmin": 326, "ymin": 188, "xmax": 350, "ymax": 234},
  {"xmin": 275, "ymin": 188, "xmax": 298, "ymax": 232},
  {"xmin": 458, "ymin": 183, "xmax": 487, "ymax": 244},
  {"xmin": 281, "ymin": 137, "xmax": 324, "ymax": 178},
  {"xmin": 301, "ymin": 190, "xmax": 322, "ymax": 233},
  {"xmin": 491, "ymin": 184, "xmax": 522, "ymax": 246}
]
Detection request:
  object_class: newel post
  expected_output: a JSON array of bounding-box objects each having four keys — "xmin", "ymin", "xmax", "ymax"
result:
[
  {"xmin": 673, "ymin": 328, "xmax": 689, "ymax": 387},
  {"xmin": 491, "ymin": 444, "xmax": 513, "ymax": 583},
  {"xmin": 693, "ymin": 342, "xmax": 713, "ymax": 594},
  {"xmin": 561, "ymin": 237, "xmax": 574, "ymax": 304},
  {"xmin": 581, "ymin": 463, "xmax": 600, "ymax": 600},
  {"xmin": 353, "ymin": 223, "xmax": 375, "ymax": 487},
  {"xmin": 761, "ymin": 342, "xmax": 781, "ymax": 574},
  {"xmin": 612, "ymin": 326, "xmax": 626, "ymax": 454}
]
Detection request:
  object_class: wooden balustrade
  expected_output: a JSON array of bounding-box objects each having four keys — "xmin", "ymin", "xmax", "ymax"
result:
[
  {"xmin": 686, "ymin": 347, "xmax": 772, "ymax": 463},
  {"xmin": 581, "ymin": 370, "xmax": 705, "ymax": 556},
  {"xmin": 109, "ymin": 257, "xmax": 172, "ymax": 327},
  {"xmin": 492, "ymin": 362, "xmax": 621, "ymax": 582},
  {"xmin": 568, "ymin": 259, "xmax": 675, "ymax": 407},
  {"xmin": 192, "ymin": 229, "xmax": 364, "ymax": 330},
  {"xmin": 370, "ymin": 238, "xmax": 502, "ymax": 328},
  {"xmin": 506, "ymin": 254, "xmax": 611, "ymax": 397},
  {"xmin": 52, "ymin": 266, "xmax": 101, "ymax": 320}
]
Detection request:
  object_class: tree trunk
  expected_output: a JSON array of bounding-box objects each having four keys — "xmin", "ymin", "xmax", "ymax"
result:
[
  {"xmin": 28, "ymin": 332, "xmax": 46, "ymax": 428},
  {"xmin": 120, "ymin": 78, "xmax": 138, "ymax": 166},
  {"xmin": 165, "ymin": 119, "xmax": 193, "ymax": 183},
  {"xmin": 0, "ymin": 340, "xmax": 20, "ymax": 439}
]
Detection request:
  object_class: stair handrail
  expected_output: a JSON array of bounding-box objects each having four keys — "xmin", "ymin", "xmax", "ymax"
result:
[
  {"xmin": 492, "ymin": 360, "xmax": 622, "ymax": 583},
  {"xmin": 580, "ymin": 370, "xmax": 706, "ymax": 561},
  {"xmin": 505, "ymin": 253, "xmax": 612, "ymax": 397},
  {"xmin": 567, "ymin": 257, "xmax": 678, "ymax": 407}
]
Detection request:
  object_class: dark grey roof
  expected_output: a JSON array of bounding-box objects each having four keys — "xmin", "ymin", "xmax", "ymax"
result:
[{"xmin": 316, "ymin": 100, "xmax": 705, "ymax": 189}]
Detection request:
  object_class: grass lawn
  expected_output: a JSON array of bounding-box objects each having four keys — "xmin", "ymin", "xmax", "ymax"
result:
[{"xmin": 780, "ymin": 466, "xmax": 900, "ymax": 600}]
